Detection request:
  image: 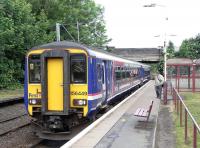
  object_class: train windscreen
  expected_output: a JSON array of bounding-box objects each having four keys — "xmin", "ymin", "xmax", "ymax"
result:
[
  {"xmin": 29, "ymin": 55, "xmax": 41, "ymax": 83},
  {"xmin": 70, "ymin": 54, "xmax": 86, "ymax": 83}
]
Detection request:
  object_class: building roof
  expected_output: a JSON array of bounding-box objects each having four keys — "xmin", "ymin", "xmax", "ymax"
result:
[
  {"xmin": 110, "ymin": 48, "xmax": 162, "ymax": 62},
  {"xmin": 194, "ymin": 59, "xmax": 200, "ymax": 64}
]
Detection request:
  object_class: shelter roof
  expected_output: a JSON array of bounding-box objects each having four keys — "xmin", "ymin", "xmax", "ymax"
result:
[{"xmin": 167, "ymin": 58, "xmax": 193, "ymax": 65}]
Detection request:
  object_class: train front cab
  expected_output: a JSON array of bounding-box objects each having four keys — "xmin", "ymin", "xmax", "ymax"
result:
[{"xmin": 26, "ymin": 48, "xmax": 89, "ymax": 133}]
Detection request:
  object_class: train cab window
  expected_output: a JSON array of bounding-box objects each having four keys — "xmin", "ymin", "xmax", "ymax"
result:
[
  {"xmin": 29, "ymin": 55, "xmax": 41, "ymax": 83},
  {"xmin": 70, "ymin": 55, "xmax": 86, "ymax": 83}
]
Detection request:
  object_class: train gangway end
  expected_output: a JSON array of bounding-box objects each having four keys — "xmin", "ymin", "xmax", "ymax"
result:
[{"xmin": 61, "ymin": 81, "xmax": 161, "ymax": 148}]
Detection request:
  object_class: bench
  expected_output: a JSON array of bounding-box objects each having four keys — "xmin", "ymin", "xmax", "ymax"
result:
[{"xmin": 134, "ymin": 100, "xmax": 154, "ymax": 122}]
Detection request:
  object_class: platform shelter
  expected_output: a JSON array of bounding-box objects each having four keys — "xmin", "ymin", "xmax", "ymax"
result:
[{"xmin": 167, "ymin": 58, "xmax": 200, "ymax": 92}]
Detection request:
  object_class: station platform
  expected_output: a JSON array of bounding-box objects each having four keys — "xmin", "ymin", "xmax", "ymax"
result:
[{"xmin": 62, "ymin": 81, "xmax": 161, "ymax": 148}]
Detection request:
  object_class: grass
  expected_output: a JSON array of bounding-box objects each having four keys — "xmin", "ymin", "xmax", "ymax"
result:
[
  {"xmin": 0, "ymin": 88, "xmax": 24, "ymax": 100},
  {"xmin": 174, "ymin": 92, "xmax": 200, "ymax": 148}
]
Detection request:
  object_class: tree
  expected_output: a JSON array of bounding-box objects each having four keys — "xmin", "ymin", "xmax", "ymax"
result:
[
  {"xmin": 0, "ymin": 0, "xmax": 34, "ymax": 88},
  {"xmin": 166, "ymin": 41, "xmax": 175, "ymax": 58},
  {"xmin": 0, "ymin": 0, "xmax": 54, "ymax": 88},
  {"xmin": 0, "ymin": 0, "xmax": 110, "ymax": 89},
  {"xmin": 177, "ymin": 34, "xmax": 200, "ymax": 59},
  {"xmin": 27, "ymin": 0, "xmax": 110, "ymax": 47},
  {"xmin": 157, "ymin": 58, "xmax": 164, "ymax": 75}
]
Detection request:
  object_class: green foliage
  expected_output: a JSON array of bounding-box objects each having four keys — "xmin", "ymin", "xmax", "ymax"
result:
[
  {"xmin": 174, "ymin": 92, "xmax": 200, "ymax": 147},
  {"xmin": 0, "ymin": 0, "xmax": 54, "ymax": 89},
  {"xmin": 0, "ymin": 0, "xmax": 109, "ymax": 89},
  {"xmin": 105, "ymin": 45, "xmax": 115, "ymax": 52},
  {"xmin": 177, "ymin": 34, "xmax": 200, "ymax": 59},
  {"xmin": 166, "ymin": 41, "xmax": 175, "ymax": 58},
  {"xmin": 157, "ymin": 59, "xmax": 164, "ymax": 75},
  {"xmin": 150, "ymin": 64, "xmax": 158, "ymax": 74},
  {"xmin": 0, "ymin": 88, "xmax": 23, "ymax": 100},
  {"xmin": 28, "ymin": 0, "xmax": 110, "ymax": 46}
]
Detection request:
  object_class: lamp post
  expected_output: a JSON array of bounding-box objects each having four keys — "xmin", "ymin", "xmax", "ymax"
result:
[
  {"xmin": 154, "ymin": 33, "xmax": 176, "ymax": 81},
  {"xmin": 143, "ymin": 3, "xmax": 168, "ymax": 81},
  {"xmin": 163, "ymin": 40, "xmax": 167, "ymax": 81}
]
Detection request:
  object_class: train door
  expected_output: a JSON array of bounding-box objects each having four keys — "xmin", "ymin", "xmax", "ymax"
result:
[
  {"xmin": 107, "ymin": 61, "xmax": 112, "ymax": 99},
  {"xmin": 47, "ymin": 58, "xmax": 63, "ymax": 111},
  {"xmin": 41, "ymin": 50, "xmax": 70, "ymax": 114},
  {"xmin": 102, "ymin": 62, "xmax": 107, "ymax": 103}
]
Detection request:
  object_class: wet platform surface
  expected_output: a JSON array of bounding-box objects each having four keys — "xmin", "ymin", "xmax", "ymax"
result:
[{"xmin": 67, "ymin": 81, "xmax": 161, "ymax": 148}]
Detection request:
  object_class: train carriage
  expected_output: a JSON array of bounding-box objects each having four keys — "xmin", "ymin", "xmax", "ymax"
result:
[{"xmin": 24, "ymin": 41, "xmax": 150, "ymax": 139}]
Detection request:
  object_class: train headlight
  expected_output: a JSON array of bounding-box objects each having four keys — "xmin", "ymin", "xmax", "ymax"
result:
[
  {"xmin": 29, "ymin": 99, "xmax": 41, "ymax": 105},
  {"xmin": 73, "ymin": 99, "xmax": 87, "ymax": 106},
  {"xmin": 32, "ymin": 99, "xmax": 37, "ymax": 104}
]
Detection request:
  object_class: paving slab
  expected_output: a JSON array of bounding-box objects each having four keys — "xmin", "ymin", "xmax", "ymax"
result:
[
  {"xmin": 155, "ymin": 101, "xmax": 176, "ymax": 148},
  {"xmin": 70, "ymin": 81, "xmax": 160, "ymax": 148},
  {"xmin": 95, "ymin": 81, "xmax": 160, "ymax": 148}
]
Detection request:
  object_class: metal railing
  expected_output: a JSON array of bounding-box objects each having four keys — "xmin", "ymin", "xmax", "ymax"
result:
[{"xmin": 173, "ymin": 88, "xmax": 200, "ymax": 148}]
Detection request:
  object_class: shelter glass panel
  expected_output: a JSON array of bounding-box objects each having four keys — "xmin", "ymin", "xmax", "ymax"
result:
[
  {"xmin": 179, "ymin": 78, "xmax": 192, "ymax": 89},
  {"xmin": 179, "ymin": 66, "xmax": 190, "ymax": 76},
  {"xmin": 195, "ymin": 65, "xmax": 200, "ymax": 77},
  {"xmin": 167, "ymin": 66, "xmax": 177, "ymax": 77},
  {"xmin": 170, "ymin": 79, "xmax": 176, "ymax": 88},
  {"xmin": 195, "ymin": 78, "xmax": 200, "ymax": 89}
]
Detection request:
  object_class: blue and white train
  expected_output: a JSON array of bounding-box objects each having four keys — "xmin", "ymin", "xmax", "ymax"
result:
[{"xmin": 24, "ymin": 41, "xmax": 150, "ymax": 139}]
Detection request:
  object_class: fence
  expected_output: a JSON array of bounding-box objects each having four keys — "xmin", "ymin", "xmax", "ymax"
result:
[{"xmin": 172, "ymin": 87, "xmax": 200, "ymax": 148}]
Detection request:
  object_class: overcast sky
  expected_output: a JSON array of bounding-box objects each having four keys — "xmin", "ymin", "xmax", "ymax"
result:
[{"xmin": 95, "ymin": 0, "xmax": 200, "ymax": 49}]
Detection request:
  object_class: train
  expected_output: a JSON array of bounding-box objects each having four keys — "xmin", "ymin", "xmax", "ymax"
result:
[{"xmin": 24, "ymin": 41, "xmax": 151, "ymax": 139}]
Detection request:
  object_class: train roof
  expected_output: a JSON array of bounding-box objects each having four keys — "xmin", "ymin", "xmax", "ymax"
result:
[{"xmin": 30, "ymin": 41, "xmax": 150, "ymax": 68}]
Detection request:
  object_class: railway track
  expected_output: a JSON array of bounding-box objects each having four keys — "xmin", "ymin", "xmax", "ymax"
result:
[
  {"xmin": 0, "ymin": 97, "xmax": 29, "ymax": 135},
  {"xmin": 0, "ymin": 97, "xmax": 23, "ymax": 107},
  {"xmin": 0, "ymin": 98, "xmax": 37, "ymax": 147},
  {"xmin": 30, "ymin": 139, "xmax": 67, "ymax": 148},
  {"xmin": 0, "ymin": 114, "xmax": 31, "ymax": 136},
  {"xmin": 0, "ymin": 97, "xmax": 89, "ymax": 147},
  {"xmin": 0, "ymin": 83, "xmax": 145, "ymax": 147},
  {"xmin": 0, "ymin": 98, "xmax": 31, "ymax": 136}
]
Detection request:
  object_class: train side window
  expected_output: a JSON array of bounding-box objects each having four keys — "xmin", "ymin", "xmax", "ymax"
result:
[
  {"xmin": 97, "ymin": 64, "xmax": 102, "ymax": 81},
  {"xmin": 126, "ymin": 71, "xmax": 130, "ymax": 78},
  {"xmin": 102, "ymin": 66, "xmax": 104, "ymax": 83},
  {"xmin": 122, "ymin": 68, "xmax": 126, "ymax": 79},
  {"xmin": 70, "ymin": 55, "xmax": 86, "ymax": 83},
  {"xmin": 115, "ymin": 66, "xmax": 121, "ymax": 80},
  {"xmin": 29, "ymin": 55, "xmax": 41, "ymax": 83}
]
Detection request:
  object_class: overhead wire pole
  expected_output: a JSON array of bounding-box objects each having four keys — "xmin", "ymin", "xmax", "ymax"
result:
[
  {"xmin": 56, "ymin": 23, "xmax": 61, "ymax": 42},
  {"xmin": 56, "ymin": 20, "xmax": 99, "ymax": 43},
  {"xmin": 77, "ymin": 21, "xmax": 80, "ymax": 42},
  {"xmin": 56, "ymin": 22, "xmax": 76, "ymax": 42},
  {"xmin": 61, "ymin": 24, "xmax": 76, "ymax": 42}
]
